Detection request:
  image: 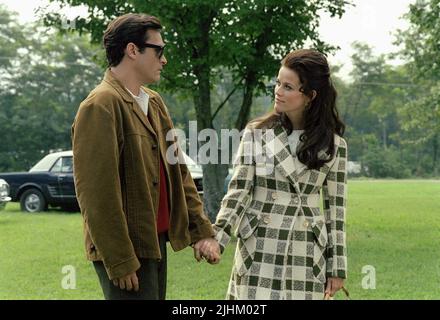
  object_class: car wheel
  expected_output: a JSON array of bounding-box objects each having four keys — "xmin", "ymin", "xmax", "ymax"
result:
[{"xmin": 20, "ymin": 189, "xmax": 47, "ymax": 213}]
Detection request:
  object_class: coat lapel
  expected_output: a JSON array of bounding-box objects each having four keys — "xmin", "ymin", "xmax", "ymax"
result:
[
  {"xmin": 267, "ymin": 123, "xmax": 339, "ymax": 189},
  {"xmin": 132, "ymin": 105, "xmax": 156, "ymax": 136},
  {"xmin": 130, "ymin": 90, "xmax": 157, "ymax": 137},
  {"xmin": 264, "ymin": 124, "xmax": 304, "ymax": 190},
  {"xmin": 103, "ymin": 69, "xmax": 157, "ymax": 137},
  {"xmin": 292, "ymin": 151, "xmax": 308, "ymax": 179}
]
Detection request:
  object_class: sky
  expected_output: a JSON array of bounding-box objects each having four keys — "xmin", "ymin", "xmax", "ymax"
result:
[
  {"xmin": 318, "ymin": 0, "xmax": 414, "ymax": 78},
  {"xmin": 0, "ymin": 0, "xmax": 415, "ymax": 80}
]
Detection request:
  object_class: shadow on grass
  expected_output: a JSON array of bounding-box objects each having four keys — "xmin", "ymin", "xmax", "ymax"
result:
[
  {"xmin": 3, "ymin": 203, "xmax": 80, "ymax": 215},
  {"xmin": 0, "ymin": 218, "xmax": 17, "ymax": 225},
  {"xmin": 42, "ymin": 207, "xmax": 81, "ymax": 215}
]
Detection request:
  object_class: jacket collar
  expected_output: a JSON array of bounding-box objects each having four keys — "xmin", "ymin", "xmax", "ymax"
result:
[
  {"xmin": 103, "ymin": 69, "xmax": 135, "ymax": 103},
  {"xmin": 103, "ymin": 69, "xmax": 157, "ymax": 137},
  {"xmin": 265, "ymin": 122, "xmax": 340, "ymax": 187},
  {"xmin": 264, "ymin": 122, "xmax": 307, "ymax": 188}
]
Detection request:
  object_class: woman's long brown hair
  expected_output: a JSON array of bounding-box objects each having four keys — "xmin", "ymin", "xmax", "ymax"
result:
[{"xmin": 249, "ymin": 49, "xmax": 345, "ymax": 170}]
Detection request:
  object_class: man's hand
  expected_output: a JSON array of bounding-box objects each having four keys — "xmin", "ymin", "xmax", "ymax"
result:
[
  {"xmin": 112, "ymin": 272, "xmax": 139, "ymax": 291},
  {"xmin": 193, "ymin": 238, "xmax": 221, "ymax": 264},
  {"xmin": 325, "ymin": 277, "xmax": 344, "ymax": 297}
]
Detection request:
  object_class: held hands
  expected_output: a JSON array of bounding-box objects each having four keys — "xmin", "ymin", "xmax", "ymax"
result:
[{"xmin": 193, "ymin": 238, "xmax": 221, "ymax": 264}]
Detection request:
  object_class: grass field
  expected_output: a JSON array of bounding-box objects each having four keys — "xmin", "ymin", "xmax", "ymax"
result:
[{"xmin": 0, "ymin": 180, "xmax": 439, "ymax": 300}]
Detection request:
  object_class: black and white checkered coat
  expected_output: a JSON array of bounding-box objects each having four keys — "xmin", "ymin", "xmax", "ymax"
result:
[{"xmin": 214, "ymin": 122, "xmax": 347, "ymax": 300}]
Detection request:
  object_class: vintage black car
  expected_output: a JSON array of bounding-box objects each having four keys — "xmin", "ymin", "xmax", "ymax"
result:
[
  {"xmin": 0, "ymin": 151, "xmax": 76, "ymax": 212},
  {"xmin": 0, "ymin": 150, "xmax": 204, "ymax": 213},
  {"xmin": 0, "ymin": 178, "xmax": 11, "ymax": 210}
]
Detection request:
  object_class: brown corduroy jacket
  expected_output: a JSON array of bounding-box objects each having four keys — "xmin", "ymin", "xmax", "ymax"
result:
[{"xmin": 72, "ymin": 70, "xmax": 214, "ymax": 280}]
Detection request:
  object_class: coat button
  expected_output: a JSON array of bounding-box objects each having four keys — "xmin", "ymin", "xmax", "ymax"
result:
[
  {"xmin": 152, "ymin": 144, "xmax": 157, "ymax": 150},
  {"xmin": 303, "ymin": 220, "xmax": 309, "ymax": 228}
]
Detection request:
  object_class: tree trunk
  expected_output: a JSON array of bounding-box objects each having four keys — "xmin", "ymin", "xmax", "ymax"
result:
[
  {"xmin": 433, "ymin": 134, "xmax": 438, "ymax": 176},
  {"xmin": 191, "ymin": 11, "xmax": 229, "ymax": 221},
  {"xmin": 202, "ymin": 162, "xmax": 229, "ymax": 222},
  {"xmin": 415, "ymin": 148, "xmax": 421, "ymax": 176},
  {"xmin": 192, "ymin": 85, "xmax": 229, "ymax": 221},
  {"xmin": 235, "ymin": 72, "xmax": 258, "ymax": 131},
  {"xmin": 235, "ymin": 29, "xmax": 270, "ymax": 131}
]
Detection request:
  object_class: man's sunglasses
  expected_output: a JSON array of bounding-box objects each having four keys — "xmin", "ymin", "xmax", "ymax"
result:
[{"xmin": 142, "ymin": 43, "xmax": 166, "ymax": 59}]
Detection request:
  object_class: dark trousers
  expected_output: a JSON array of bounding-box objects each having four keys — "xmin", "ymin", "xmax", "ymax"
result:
[{"xmin": 93, "ymin": 233, "xmax": 167, "ymax": 300}]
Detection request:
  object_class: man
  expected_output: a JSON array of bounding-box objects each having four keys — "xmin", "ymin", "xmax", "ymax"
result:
[{"xmin": 72, "ymin": 13, "xmax": 220, "ymax": 300}]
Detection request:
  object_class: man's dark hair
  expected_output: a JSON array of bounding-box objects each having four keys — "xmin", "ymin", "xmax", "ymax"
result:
[{"xmin": 103, "ymin": 13, "xmax": 162, "ymax": 67}]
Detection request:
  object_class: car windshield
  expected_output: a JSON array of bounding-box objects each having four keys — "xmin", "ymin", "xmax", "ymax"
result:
[{"xmin": 29, "ymin": 153, "xmax": 61, "ymax": 172}]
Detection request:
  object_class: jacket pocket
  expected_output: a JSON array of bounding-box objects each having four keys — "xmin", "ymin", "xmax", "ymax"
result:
[
  {"xmin": 235, "ymin": 234, "xmax": 257, "ymax": 276},
  {"xmin": 311, "ymin": 218, "xmax": 328, "ymax": 283},
  {"xmin": 234, "ymin": 210, "xmax": 261, "ymax": 276},
  {"xmin": 236, "ymin": 210, "xmax": 261, "ymax": 240},
  {"xmin": 311, "ymin": 219, "xmax": 328, "ymax": 247}
]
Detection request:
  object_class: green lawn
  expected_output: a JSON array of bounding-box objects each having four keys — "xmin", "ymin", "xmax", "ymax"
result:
[{"xmin": 0, "ymin": 180, "xmax": 439, "ymax": 300}]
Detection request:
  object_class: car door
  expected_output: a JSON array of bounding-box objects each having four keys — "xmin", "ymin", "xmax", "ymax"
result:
[
  {"xmin": 57, "ymin": 156, "xmax": 76, "ymax": 202},
  {"xmin": 46, "ymin": 156, "xmax": 64, "ymax": 200}
]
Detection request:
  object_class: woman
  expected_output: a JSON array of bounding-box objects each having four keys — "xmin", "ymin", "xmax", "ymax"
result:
[{"xmin": 213, "ymin": 49, "xmax": 347, "ymax": 300}]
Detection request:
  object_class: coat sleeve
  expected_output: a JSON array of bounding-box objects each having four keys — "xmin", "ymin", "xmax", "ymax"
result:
[
  {"xmin": 213, "ymin": 127, "xmax": 255, "ymax": 252},
  {"xmin": 153, "ymin": 92, "xmax": 214, "ymax": 243},
  {"xmin": 180, "ymin": 156, "xmax": 215, "ymax": 244},
  {"xmin": 322, "ymin": 136, "xmax": 348, "ymax": 279},
  {"xmin": 72, "ymin": 100, "xmax": 140, "ymax": 280}
]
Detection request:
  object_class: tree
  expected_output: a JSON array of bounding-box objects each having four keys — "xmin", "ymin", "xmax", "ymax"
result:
[
  {"xmin": 395, "ymin": 0, "xmax": 440, "ymax": 175},
  {"xmin": 0, "ymin": 5, "xmax": 27, "ymax": 69},
  {"xmin": 398, "ymin": 84, "xmax": 440, "ymax": 175},
  {"xmin": 43, "ymin": 0, "xmax": 349, "ymax": 219},
  {"xmin": 395, "ymin": 0, "xmax": 440, "ymax": 81},
  {"xmin": 332, "ymin": 42, "xmax": 439, "ymax": 177},
  {"xmin": 0, "ymin": 8, "xmax": 102, "ymax": 171}
]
